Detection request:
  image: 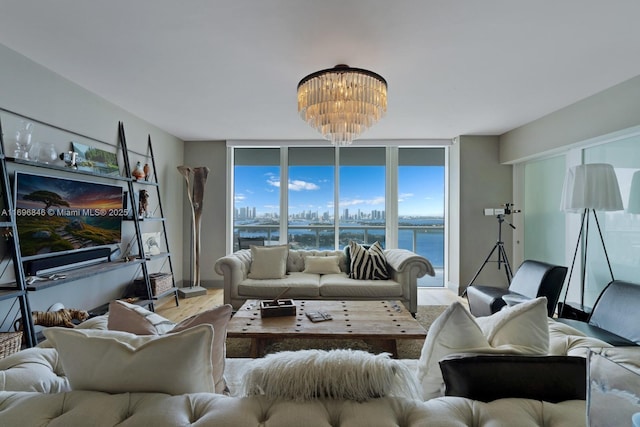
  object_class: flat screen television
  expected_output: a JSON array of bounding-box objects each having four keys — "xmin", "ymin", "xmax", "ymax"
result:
[{"xmin": 13, "ymin": 171, "xmax": 123, "ymax": 260}]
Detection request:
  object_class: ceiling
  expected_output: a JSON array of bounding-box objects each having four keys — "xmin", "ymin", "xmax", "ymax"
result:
[{"xmin": 2, "ymin": 1, "xmax": 640, "ymax": 142}]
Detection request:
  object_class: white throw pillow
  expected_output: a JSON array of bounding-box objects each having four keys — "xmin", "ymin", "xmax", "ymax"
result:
[
  {"xmin": 42, "ymin": 325, "xmax": 215, "ymax": 395},
  {"xmin": 248, "ymin": 244, "xmax": 289, "ymax": 279},
  {"xmin": 416, "ymin": 297, "xmax": 549, "ymax": 400},
  {"xmin": 107, "ymin": 300, "xmax": 233, "ymax": 394},
  {"xmin": 241, "ymin": 349, "xmax": 420, "ymax": 401},
  {"xmin": 303, "ymin": 255, "xmax": 341, "ymax": 274}
]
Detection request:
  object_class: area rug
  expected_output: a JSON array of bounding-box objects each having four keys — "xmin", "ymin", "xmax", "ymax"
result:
[{"xmin": 226, "ymin": 304, "xmax": 448, "ymax": 359}]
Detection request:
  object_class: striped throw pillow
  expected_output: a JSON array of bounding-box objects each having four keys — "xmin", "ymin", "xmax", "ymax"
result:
[{"xmin": 348, "ymin": 241, "xmax": 390, "ymax": 280}]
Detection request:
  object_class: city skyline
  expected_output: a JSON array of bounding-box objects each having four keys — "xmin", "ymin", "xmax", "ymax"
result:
[{"xmin": 234, "ymin": 165, "xmax": 445, "ymax": 218}]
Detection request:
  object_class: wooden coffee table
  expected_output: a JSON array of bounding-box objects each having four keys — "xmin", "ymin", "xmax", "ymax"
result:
[{"xmin": 227, "ymin": 299, "xmax": 427, "ymax": 358}]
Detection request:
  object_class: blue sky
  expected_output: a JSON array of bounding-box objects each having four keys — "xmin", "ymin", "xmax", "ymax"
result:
[{"xmin": 234, "ymin": 165, "xmax": 444, "ymax": 217}]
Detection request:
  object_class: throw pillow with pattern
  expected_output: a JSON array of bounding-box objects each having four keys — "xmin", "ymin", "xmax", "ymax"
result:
[{"xmin": 348, "ymin": 241, "xmax": 390, "ymax": 280}]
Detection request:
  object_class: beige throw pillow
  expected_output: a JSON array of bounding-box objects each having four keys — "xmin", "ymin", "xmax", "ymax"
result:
[
  {"xmin": 43, "ymin": 325, "xmax": 215, "ymax": 395},
  {"xmin": 248, "ymin": 244, "xmax": 289, "ymax": 279},
  {"xmin": 107, "ymin": 300, "xmax": 175, "ymax": 335},
  {"xmin": 303, "ymin": 255, "xmax": 341, "ymax": 274},
  {"xmin": 107, "ymin": 300, "xmax": 233, "ymax": 394},
  {"xmin": 416, "ymin": 297, "xmax": 549, "ymax": 400}
]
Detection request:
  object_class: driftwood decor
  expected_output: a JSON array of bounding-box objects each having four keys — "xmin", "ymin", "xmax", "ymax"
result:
[{"xmin": 177, "ymin": 166, "xmax": 209, "ymax": 295}]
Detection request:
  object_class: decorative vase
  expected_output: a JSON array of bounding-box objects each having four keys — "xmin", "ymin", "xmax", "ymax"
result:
[
  {"xmin": 132, "ymin": 161, "xmax": 146, "ymax": 180},
  {"xmin": 14, "ymin": 120, "xmax": 34, "ymax": 160},
  {"xmin": 143, "ymin": 163, "xmax": 151, "ymax": 181}
]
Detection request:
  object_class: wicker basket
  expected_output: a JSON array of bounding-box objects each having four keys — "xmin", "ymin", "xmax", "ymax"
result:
[
  {"xmin": 134, "ymin": 273, "xmax": 173, "ymax": 297},
  {"xmin": 0, "ymin": 331, "xmax": 22, "ymax": 359}
]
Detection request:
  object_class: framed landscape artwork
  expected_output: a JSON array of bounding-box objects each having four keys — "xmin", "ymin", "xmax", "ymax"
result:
[{"xmin": 71, "ymin": 141, "xmax": 120, "ymax": 176}]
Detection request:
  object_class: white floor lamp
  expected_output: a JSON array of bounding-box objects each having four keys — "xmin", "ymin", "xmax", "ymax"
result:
[{"xmin": 560, "ymin": 163, "xmax": 623, "ymax": 314}]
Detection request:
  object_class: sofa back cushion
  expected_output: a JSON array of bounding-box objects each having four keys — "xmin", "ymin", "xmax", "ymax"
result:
[
  {"xmin": 589, "ymin": 280, "xmax": 640, "ymax": 345},
  {"xmin": 287, "ymin": 250, "xmax": 347, "ymax": 273}
]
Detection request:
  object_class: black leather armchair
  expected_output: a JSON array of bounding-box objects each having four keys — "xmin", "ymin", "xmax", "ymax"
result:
[
  {"xmin": 466, "ymin": 260, "xmax": 567, "ymax": 317},
  {"xmin": 556, "ymin": 280, "xmax": 640, "ymax": 346}
]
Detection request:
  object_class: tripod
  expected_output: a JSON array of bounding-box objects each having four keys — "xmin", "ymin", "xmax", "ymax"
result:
[{"xmin": 467, "ymin": 214, "xmax": 515, "ymax": 288}]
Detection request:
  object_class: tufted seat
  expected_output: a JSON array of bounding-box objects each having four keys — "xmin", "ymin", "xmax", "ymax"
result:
[{"xmin": 0, "ymin": 390, "xmax": 586, "ymax": 426}]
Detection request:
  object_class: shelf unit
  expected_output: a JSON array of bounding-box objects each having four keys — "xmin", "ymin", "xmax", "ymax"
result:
[
  {"xmin": 0, "ymin": 108, "xmax": 178, "ymax": 347},
  {"xmin": 118, "ymin": 123, "xmax": 179, "ymax": 310},
  {"xmin": 0, "ymin": 140, "xmax": 36, "ymax": 346}
]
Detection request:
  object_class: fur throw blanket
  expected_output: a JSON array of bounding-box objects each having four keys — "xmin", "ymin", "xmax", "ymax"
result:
[{"xmin": 241, "ymin": 349, "xmax": 420, "ymax": 402}]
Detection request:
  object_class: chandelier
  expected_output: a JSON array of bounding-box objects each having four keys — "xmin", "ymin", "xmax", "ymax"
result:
[{"xmin": 297, "ymin": 64, "xmax": 387, "ymax": 146}]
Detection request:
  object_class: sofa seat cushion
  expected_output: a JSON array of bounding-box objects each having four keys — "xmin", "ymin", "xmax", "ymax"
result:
[
  {"xmin": 319, "ymin": 273, "xmax": 403, "ymax": 298},
  {"xmin": 237, "ymin": 272, "xmax": 320, "ymax": 298}
]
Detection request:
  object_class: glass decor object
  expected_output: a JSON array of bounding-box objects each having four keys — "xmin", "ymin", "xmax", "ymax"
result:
[
  {"xmin": 14, "ymin": 120, "xmax": 34, "ymax": 159},
  {"xmin": 34, "ymin": 142, "xmax": 58, "ymax": 164},
  {"xmin": 297, "ymin": 64, "xmax": 387, "ymax": 146}
]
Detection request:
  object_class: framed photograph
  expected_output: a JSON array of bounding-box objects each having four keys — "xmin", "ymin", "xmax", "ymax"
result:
[
  {"xmin": 71, "ymin": 141, "xmax": 120, "ymax": 176},
  {"xmin": 141, "ymin": 232, "xmax": 162, "ymax": 256}
]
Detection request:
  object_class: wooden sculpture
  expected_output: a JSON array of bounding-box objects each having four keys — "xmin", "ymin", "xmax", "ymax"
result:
[{"xmin": 177, "ymin": 166, "xmax": 210, "ymax": 288}]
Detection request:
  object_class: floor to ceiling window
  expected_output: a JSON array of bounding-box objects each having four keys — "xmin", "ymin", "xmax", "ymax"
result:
[
  {"xmin": 231, "ymin": 144, "xmax": 447, "ymax": 286},
  {"xmin": 338, "ymin": 147, "xmax": 386, "ymax": 248},
  {"xmin": 233, "ymin": 148, "xmax": 280, "ymax": 248},
  {"xmin": 398, "ymin": 148, "xmax": 445, "ymax": 286},
  {"xmin": 287, "ymin": 147, "xmax": 335, "ymax": 250}
]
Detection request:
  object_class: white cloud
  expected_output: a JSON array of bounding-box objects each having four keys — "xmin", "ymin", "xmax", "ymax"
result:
[
  {"xmin": 398, "ymin": 192, "xmax": 414, "ymax": 202},
  {"xmin": 267, "ymin": 177, "xmax": 319, "ymax": 191},
  {"xmin": 289, "ymin": 180, "xmax": 319, "ymax": 191},
  {"xmin": 340, "ymin": 196, "xmax": 385, "ymax": 207}
]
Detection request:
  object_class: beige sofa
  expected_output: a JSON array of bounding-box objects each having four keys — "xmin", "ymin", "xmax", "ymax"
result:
[{"xmin": 214, "ymin": 248, "xmax": 434, "ymax": 314}]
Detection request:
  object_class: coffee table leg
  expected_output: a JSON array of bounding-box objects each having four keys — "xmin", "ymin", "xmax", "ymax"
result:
[
  {"xmin": 364, "ymin": 339, "xmax": 398, "ymax": 358},
  {"xmin": 249, "ymin": 338, "xmax": 268, "ymax": 358}
]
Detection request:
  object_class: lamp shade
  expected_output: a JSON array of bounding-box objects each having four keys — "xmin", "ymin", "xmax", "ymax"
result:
[{"xmin": 561, "ymin": 163, "xmax": 623, "ymax": 212}]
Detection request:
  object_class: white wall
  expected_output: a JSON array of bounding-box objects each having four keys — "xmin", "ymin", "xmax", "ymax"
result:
[
  {"xmin": 449, "ymin": 136, "xmax": 514, "ymax": 295},
  {"xmin": 181, "ymin": 141, "xmax": 227, "ymax": 288},
  {"xmin": 0, "ymin": 44, "xmax": 184, "ymax": 319},
  {"xmin": 500, "ymin": 75, "xmax": 640, "ymax": 164}
]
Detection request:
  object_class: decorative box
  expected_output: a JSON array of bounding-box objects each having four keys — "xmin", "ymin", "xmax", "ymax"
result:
[
  {"xmin": 134, "ymin": 273, "xmax": 173, "ymax": 297},
  {"xmin": 260, "ymin": 299, "xmax": 296, "ymax": 318}
]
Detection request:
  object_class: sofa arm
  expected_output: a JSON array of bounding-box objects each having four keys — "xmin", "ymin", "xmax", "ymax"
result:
[
  {"xmin": 214, "ymin": 250, "xmax": 252, "ymax": 305},
  {"xmin": 0, "ymin": 348, "xmax": 70, "ymax": 393},
  {"xmin": 384, "ymin": 249, "xmax": 435, "ymax": 277},
  {"xmin": 384, "ymin": 249, "xmax": 435, "ymax": 314}
]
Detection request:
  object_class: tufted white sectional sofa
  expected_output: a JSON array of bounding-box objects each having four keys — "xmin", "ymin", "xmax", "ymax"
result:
[
  {"xmin": 0, "ymin": 349, "xmax": 588, "ymax": 427},
  {"xmin": 214, "ymin": 248, "xmax": 434, "ymax": 314},
  {"xmin": 2, "ymin": 302, "xmax": 639, "ymax": 426}
]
